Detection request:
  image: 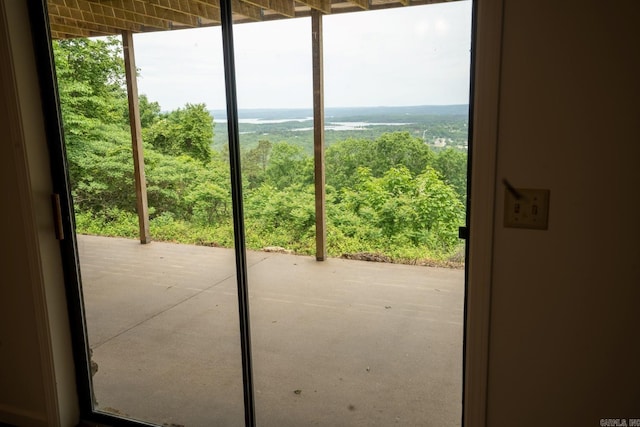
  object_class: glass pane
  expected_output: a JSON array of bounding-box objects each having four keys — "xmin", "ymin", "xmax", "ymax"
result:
[
  {"xmin": 235, "ymin": 2, "xmax": 471, "ymax": 425},
  {"xmin": 50, "ymin": 27, "xmax": 245, "ymax": 426}
]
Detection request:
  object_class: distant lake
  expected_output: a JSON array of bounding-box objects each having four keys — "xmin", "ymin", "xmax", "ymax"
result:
[
  {"xmin": 292, "ymin": 122, "xmax": 413, "ymax": 132},
  {"xmin": 216, "ymin": 117, "xmax": 313, "ymax": 125},
  {"xmin": 210, "ymin": 104, "xmax": 470, "ymax": 151},
  {"xmin": 210, "ymin": 104, "xmax": 468, "ymax": 122},
  {"xmin": 216, "ymin": 117, "xmax": 413, "ymax": 132}
]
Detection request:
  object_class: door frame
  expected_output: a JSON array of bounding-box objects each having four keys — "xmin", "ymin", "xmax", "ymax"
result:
[
  {"xmin": 22, "ymin": 0, "xmax": 503, "ymax": 425},
  {"xmin": 463, "ymin": 0, "xmax": 504, "ymax": 426}
]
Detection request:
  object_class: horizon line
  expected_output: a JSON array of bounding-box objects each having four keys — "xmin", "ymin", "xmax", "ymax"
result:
[{"xmin": 208, "ymin": 103, "xmax": 470, "ymax": 111}]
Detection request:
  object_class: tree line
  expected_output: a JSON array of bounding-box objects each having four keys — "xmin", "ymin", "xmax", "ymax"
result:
[{"xmin": 53, "ymin": 36, "xmax": 467, "ymax": 264}]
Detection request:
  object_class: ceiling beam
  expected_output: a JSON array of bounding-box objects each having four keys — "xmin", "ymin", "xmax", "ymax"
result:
[
  {"xmin": 186, "ymin": 1, "xmax": 224, "ymax": 22},
  {"xmin": 242, "ymin": 0, "xmax": 295, "ymax": 17},
  {"xmin": 232, "ymin": 0, "xmax": 263, "ymax": 21},
  {"xmin": 189, "ymin": 1, "xmax": 222, "ymax": 22},
  {"xmin": 296, "ymin": 0, "xmax": 331, "ymax": 14},
  {"xmin": 243, "ymin": 0, "xmax": 269, "ymax": 8},
  {"xmin": 348, "ymin": 0, "xmax": 370, "ymax": 10},
  {"xmin": 268, "ymin": 0, "xmax": 296, "ymax": 17}
]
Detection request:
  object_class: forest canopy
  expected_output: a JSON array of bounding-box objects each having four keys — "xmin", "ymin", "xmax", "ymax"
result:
[{"xmin": 53, "ymin": 36, "xmax": 467, "ymax": 265}]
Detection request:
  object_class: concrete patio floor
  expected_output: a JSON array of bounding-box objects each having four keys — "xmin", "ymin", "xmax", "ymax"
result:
[{"xmin": 78, "ymin": 234, "xmax": 464, "ymax": 427}]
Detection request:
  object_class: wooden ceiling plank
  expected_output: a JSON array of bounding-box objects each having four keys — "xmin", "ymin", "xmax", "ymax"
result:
[
  {"xmin": 232, "ymin": 0, "xmax": 263, "ymax": 21},
  {"xmin": 268, "ymin": 0, "xmax": 296, "ymax": 17},
  {"xmin": 57, "ymin": 6, "xmax": 73, "ymax": 19},
  {"xmin": 154, "ymin": 8, "xmax": 198, "ymax": 26},
  {"xmin": 194, "ymin": 3, "xmax": 221, "ymax": 22},
  {"xmin": 146, "ymin": 0, "xmax": 219, "ymax": 23},
  {"xmin": 191, "ymin": 0, "xmax": 221, "ymax": 10},
  {"xmin": 50, "ymin": 22, "xmax": 99, "ymax": 37},
  {"xmin": 70, "ymin": 8, "xmax": 83, "ymax": 19},
  {"xmin": 190, "ymin": 0, "xmax": 249, "ymax": 23},
  {"xmin": 111, "ymin": 8, "xmax": 125, "ymax": 20},
  {"xmin": 49, "ymin": 0, "xmax": 450, "ymax": 39},
  {"xmin": 57, "ymin": 23, "xmax": 110, "ymax": 36},
  {"xmin": 48, "ymin": 0, "xmax": 170, "ymax": 34},
  {"xmin": 191, "ymin": 1, "xmax": 221, "ymax": 21},
  {"xmin": 123, "ymin": 0, "xmax": 199, "ymax": 26},
  {"xmin": 179, "ymin": 0, "xmax": 194, "ymax": 13},
  {"xmin": 129, "ymin": 1, "xmax": 146, "ymax": 15},
  {"xmin": 87, "ymin": 3, "xmax": 104, "ymax": 17},
  {"xmin": 243, "ymin": 0, "xmax": 269, "ymax": 8},
  {"xmin": 51, "ymin": 14, "xmax": 145, "ymax": 35},
  {"xmin": 123, "ymin": 11, "xmax": 136, "ymax": 23},
  {"xmin": 81, "ymin": 10, "xmax": 94, "ymax": 22},
  {"xmin": 296, "ymin": 0, "xmax": 331, "ymax": 14},
  {"xmin": 76, "ymin": 0, "xmax": 91, "ymax": 13},
  {"xmin": 123, "ymin": 4, "xmax": 173, "ymax": 28},
  {"xmin": 348, "ymin": 0, "xmax": 370, "ymax": 10},
  {"xmin": 83, "ymin": 0, "xmax": 178, "ymax": 28}
]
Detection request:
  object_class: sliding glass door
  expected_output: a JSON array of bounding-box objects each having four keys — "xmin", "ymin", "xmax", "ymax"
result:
[
  {"xmin": 234, "ymin": 4, "xmax": 470, "ymax": 426},
  {"xmin": 30, "ymin": 1, "xmax": 249, "ymax": 425},
  {"xmin": 29, "ymin": 0, "xmax": 472, "ymax": 425}
]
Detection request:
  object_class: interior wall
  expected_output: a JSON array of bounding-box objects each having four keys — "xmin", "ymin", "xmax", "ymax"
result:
[
  {"xmin": 0, "ymin": 1, "xmax": 78, "ymax": 426},
  {"xmin": 0, "ymin": 53, "xmax": 49, "ymax": 427},
  {"xmin": 485, "ymin": 1, "xmax": 640, "ymax": 425}
]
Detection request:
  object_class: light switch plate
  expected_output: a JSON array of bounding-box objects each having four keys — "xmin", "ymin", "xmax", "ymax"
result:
[{"xmin": 504, "ymin": 188, "xmax": 550, "ymax": 230}]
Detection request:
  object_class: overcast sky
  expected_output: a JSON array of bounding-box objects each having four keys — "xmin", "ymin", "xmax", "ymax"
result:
[{"xmin": 132, "ymin": 0, "xmax": 472, "ymax": 111}]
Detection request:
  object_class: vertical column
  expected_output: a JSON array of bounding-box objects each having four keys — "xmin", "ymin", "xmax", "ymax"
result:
[
  {"xmin": 122, "ymin": 30, "xmax": 151, "ymax": 244},
  {"xmin": 312, "ymin": 10, "xmax": 327, "ymax": 261}
]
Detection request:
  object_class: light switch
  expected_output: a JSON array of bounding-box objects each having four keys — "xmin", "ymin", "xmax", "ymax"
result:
[{"xmin": 504, "ymin": 188, "xmax": 550, "ymax": 230}]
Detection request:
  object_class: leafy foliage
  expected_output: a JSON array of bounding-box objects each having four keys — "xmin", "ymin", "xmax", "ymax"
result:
[
  {"xmin": 242, "ymin": 139, "xmax": 272, "ymax": 188},
  {"xmin": 264, "ymin": 142, "xmax": 313, "ymax": 189},
  {"xmin": 53, "ymin": 36, "xmax": 467, "ymax": 265},
  {"xmin": 433, "ymin": 147, "xmax": 467, "ymax": 203},
  {"xmin": 325, "ymin": 132, "xmax": 435, "ymax": 190},
  {"xmin": 145, "ymin": 103, "xmax": 214, "ymax": 164}
]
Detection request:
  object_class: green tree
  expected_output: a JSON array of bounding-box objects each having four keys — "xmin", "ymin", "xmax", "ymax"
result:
[
  {"xmin": 183, "ymin": 152, "xmax": 232, "ymax": 224},
  {"xmin": 372, "ymin": 132, "xmax": 434, "ymax": 177},
  {"xmin": 146, "ymin": 103, "xmax": 214, "ymax": 164},
  {"xmin": 66, "ymin": 129, "xmax": 137, "ymax": 214},
  {"xmin": 138, "ymin": 94, "xmax": 162, "ymax": 128},
  {"xmin": 265, "ymin": 142, "xmax": 312, "ymax": 189},
  {"xmin": 341, "ymin": 165, "xmax": 464, "ymax": 254},
  {"xmin": 434, "ymin": 148, "xmax": 467, "ymax": 202},
  {"xmin": 244, "ymin": 184, "xmax": 316, "ymax": 252},
  {"xmin": 242, "ymin": 139, "xmax": 272, "ymax": 188},
  {"xmin": 53, "ymin": 37, "xmax": 127, "ymax": 128},
  {"xmin": 325, "ymin": 132, "xmax": 434, "ymax": 190},
  {"xmin": 325, "ymin": 138, "xmax": 374, "ymax": 190}
]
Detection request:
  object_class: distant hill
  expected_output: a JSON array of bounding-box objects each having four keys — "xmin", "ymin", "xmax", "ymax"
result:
[
  {"xmin": 210, "ymin": 104, "xmax": 468, "ymax": 122},
  {"xmin": 209, "ymin": 105, "xmax": 469, "ymax": 153}
]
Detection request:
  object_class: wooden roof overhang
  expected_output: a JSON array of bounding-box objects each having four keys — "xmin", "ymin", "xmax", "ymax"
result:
[{"xmin": 47, "ymin": 0, "xmax": 458, "ymax": 40}]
